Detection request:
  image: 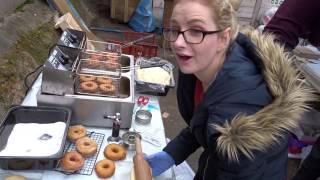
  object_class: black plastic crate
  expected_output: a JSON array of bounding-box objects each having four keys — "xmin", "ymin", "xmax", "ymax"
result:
[{"xmin": 0, "ymin": 106, "xmax": 71, "ymax": 170}]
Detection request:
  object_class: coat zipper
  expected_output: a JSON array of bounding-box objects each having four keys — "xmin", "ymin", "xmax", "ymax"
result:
[{"xmin": 203, "ymin": 155, "xmax": 211, "ymax": 180}]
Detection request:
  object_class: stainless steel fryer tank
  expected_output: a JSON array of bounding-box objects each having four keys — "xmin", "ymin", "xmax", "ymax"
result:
[{"xmin": 37, "ymin": 54, "xmax": 135, "ymax": 128}]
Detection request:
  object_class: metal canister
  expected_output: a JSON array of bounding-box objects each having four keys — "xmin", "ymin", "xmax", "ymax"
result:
[
  {"xmin": 122, "ymin": 131, "xmax": 141, "ymax": 151},
  {"xmin": 135, "ymin": 110, "xmax": 152, "ymax": 125}
]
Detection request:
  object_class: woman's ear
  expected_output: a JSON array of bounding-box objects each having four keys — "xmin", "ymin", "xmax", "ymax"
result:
[{"xmin": 217, "ymin": 27, "xmax": 231, "ymax": 52}]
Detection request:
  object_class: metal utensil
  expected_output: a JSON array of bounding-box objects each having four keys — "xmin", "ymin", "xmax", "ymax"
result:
[
  {"xmin": 122, "ymin": 131, "xmax": 141, "ymax": 151},
  {"xmin": 135, "ymin": 110, "xmax": 152, "ymax": 125}
]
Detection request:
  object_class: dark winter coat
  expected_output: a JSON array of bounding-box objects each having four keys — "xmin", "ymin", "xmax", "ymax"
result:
[{"xmin": 163, "ymin": 31, "xmax": 313, "ymax": 180}]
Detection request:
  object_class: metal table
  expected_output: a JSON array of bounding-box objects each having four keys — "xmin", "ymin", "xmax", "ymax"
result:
[{"xmin": 0, "ymin": 74, "xmax": 175, "ymax": 180}]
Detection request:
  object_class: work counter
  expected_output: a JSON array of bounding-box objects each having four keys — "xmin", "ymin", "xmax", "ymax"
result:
[{"xmin": 0, "ymin": 74, "xmax": 192, "ymax": 180}]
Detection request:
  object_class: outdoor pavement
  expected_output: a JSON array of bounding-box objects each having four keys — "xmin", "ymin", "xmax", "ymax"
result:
[{"xmin": 0, "ymin": 0, "xmax": 24, "ymax": 18}]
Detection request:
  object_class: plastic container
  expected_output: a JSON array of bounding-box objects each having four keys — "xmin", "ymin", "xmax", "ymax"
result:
[
  {"xmin": 0, "ymin": 106, "xmax": 71, "ymax": 170},
  {"xmin": 135, "ymin": 57, "xmax": 175, "ymax": 96}
]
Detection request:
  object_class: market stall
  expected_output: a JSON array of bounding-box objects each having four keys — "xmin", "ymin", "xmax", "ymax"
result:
[{"xmin": 0, "ymin": 28, "xmax": 187, "ymax": 180}]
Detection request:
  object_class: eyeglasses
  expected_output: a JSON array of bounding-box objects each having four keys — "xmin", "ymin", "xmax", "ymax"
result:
[{"xmin": 163, "ymin": 28, "xmax": 223, "ymax": 44}]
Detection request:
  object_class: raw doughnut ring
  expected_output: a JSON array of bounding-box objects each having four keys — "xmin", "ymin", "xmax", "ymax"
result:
[
  {"xmin": 107, "ymin": 55, "xmax": 119, "ymax": 61},
  {"xmin": 75, "ymin": 137, "xmax": 97, "ymax": 157},
  {"xmin": 105, "ymin": 61, "xmax": 119, "ymax": 70},
  {"xmin": 95, "ymin": 159, "xmax": 115, "ymax": 178},
  {"xmin": 67, "ymin": 125, "xmax": 87, "ymax": 142},
  {"xmin": 96, "ymin": 77, "xmax": 112, "ymax": 84},
  {"xmin": 60, "ymin": 151, "xmax": 84, "ymax": 172},
  {"xmin": 88, "ymin": 54, "xmax": 101, "ymax": 61},
  {"xmin": 79, "ymin": 75, "xmax": 96, "ymax": 82},
  {"xmin": 98, "ymin": 55, "xmax": 108, "ymax": 61},
  {"xmin": 84, "ymin": 59, "xmax": 100, "ymax": 68},
  {"xmin": 80, "ymin": 81, "xmax": 98, "ymax": 93},
  {"xmin": 4, "ymin": 175, "xmax": 27, "ymax": 180},
  {"xmin": 99, "ymin": 83, "xmax": 116, "ymax": 94},
  {"xmin": 104, "ymin": 143, "xmax": 126, "ymax": 161}
]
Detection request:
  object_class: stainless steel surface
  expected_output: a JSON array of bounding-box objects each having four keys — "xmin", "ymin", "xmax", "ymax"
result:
[
  {"xmin": 37, "ymin": 54, "xmax": 135, "ymax": 128},
  {"xmin": 41, "ymin": 67, "xmax": 74, "ymax": 95},
  {"xmin": 135, "ymin": 110, "xmax": 152, "ymax": 125},
  {"xmin": 85, "ymin": 40, "xmax": 122, "ymax": 54},
  {"xmin": 75, "ymin": 75, "xmax": 121, "ymax": 98}
]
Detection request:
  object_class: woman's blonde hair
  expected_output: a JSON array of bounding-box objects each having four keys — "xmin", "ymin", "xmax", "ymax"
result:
[
  {"xmin": 208, "ymin": 0, "xmax": 240, "ymax": 42},
  {"xmin": 173, "ymin": 0, "xmax": 240, "ymax": 43}
]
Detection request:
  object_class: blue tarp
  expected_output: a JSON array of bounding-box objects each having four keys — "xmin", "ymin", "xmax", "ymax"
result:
[{"xmin": 129, "ymin": 0, "xmax": 156, "ymax": 32}]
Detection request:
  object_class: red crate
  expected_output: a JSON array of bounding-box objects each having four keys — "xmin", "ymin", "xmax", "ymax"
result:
[{"xmin": 106, "ymin": 31, "xmax": 158, "ymax": 59}]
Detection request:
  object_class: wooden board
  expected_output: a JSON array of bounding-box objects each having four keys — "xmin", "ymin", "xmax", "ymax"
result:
[
  {"xmin": 52, "ymin": 0, "xmax": 100, "ymax": 41},
  {"xmin": 110, "ymin": 0, "xmax": 140, "ymax": 23}
]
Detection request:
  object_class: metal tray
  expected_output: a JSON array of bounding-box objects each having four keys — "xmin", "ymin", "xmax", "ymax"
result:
[{"xmin": 0, "ymin": 106, "xmax": 71, "ymax": 170}]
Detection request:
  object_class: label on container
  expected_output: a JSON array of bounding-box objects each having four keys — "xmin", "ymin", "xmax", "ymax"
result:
[
  {"xmin": 271, "ymin": 0, "xmax": 284, "ymax": 6},
  {"xmin": 47, "ymin": 50, "xmax": 67, "ymax": 70},
  {"xmin": 60, "ymin": 31, "xmax": 75, "ymax": 48}
]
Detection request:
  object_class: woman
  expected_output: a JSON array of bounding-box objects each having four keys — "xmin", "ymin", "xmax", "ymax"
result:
[{"xmin": 145, "ymin": 0, "xmax": 313, "ymax": 179}]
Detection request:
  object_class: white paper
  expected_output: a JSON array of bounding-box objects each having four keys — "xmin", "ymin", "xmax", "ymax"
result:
[{"xmin": 0, "ymin": 122, "xmax": 66, "ymax": 157}]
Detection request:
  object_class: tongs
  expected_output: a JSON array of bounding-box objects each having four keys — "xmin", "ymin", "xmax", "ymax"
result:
[
  {"xmin": 121, "ymin": 34, "xmax": 155, "ymax": 49},
  {"xmin": 121, "ymin": 61, "xmax": 167, "ymax": 71}
]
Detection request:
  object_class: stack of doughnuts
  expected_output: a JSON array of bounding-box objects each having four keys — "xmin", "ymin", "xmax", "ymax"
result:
[
  {"xmin": 79, "ymin": 75, "xmax": 116, "ymax": 95},
  {"xmin": 94, "ymin": 143, "xmax": 127, "ymax": 178},
  {"xmin": 60, "ymin": 125, "xmax": 98, "ymax": 172}
]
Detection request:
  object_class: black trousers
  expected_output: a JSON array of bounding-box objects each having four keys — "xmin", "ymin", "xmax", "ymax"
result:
[{"xmin": 292, "ymin": 137, "xmax": 320, "ymax": 180}]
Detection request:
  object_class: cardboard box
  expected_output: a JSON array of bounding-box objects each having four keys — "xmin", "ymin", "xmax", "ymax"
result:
[{"xmin": 110, "ymin": 0, "xmax": 140, "ymax": 23}]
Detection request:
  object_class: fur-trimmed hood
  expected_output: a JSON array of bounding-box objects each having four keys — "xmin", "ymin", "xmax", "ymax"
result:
[{"xmin": 213, "ymin": 30, "xmax": 314, "ymax": 162}]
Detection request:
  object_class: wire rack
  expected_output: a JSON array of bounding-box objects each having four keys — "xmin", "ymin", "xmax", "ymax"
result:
[
  {"xmin": 55, "ymin": 131, "xmax": 105, "ymax": 175},
  {"xmin": 74, "ymin": 73, "xmax": 120, "ymax": 98},
  {"xmin": 76, "ymin": 59, "xmax": 122, "ymax": 77}
]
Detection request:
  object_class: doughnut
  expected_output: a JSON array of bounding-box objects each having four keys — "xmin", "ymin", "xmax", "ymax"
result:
[
  {"xmin": 76, "ymin": 137, "xmax": 97, "ymax": 157},
  {"xmin": 84, "ymin": 59, "xmax": 100, "ymax": 68},
  {"xmin": 4, "ymin": 175, "xmax": 27, "ymax": 180},
  {"xmin": 96, "ymin": 77, "xmax": 112, "ymax": 84},
  {"xmin": 105, "ymin": 61, "xmax": 119, "ymax": 70},
  {"xmin": 98, "ymin": 55, "xmax": 108, "ymax": 61},
  {"xmin": 95, "ymin": 159, "xmax": 115, "ymax": 178},
  {"xmin": 60, "ymin": 151, "xmax": 84, "ymax": 172},
  {"xmin": 67, "ymin": 125, "xmax": 87, "ymax": 142},
  {"xmin": 99, "ymin": 83, "xmax": 116, "ymax": 94},
  {"xmin": 107, "ymin": 55, "xmax": 119, "ymax": 61},
  {"xmin": 104, "ymin": 143, "xmax": 126, "ymax": 161},
  {"xmin": 79, "ymin": 75, "xmax": 96, "ymax": 82},
  {"xmin": 88, "ymin": 54, "xmax": 101, "ymax": 61},
  {"xmin": 80, "ymin": 81, "xmax": 98, "ymax": 93},
  {"xmin": 8, "ymin": 160, "xmax": 34, "ymax": 170}
]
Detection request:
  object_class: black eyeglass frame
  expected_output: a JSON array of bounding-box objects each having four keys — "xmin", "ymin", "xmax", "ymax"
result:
[{"xmin": 163, "ymin": 28, "xmax": 223, "ymax": 44}]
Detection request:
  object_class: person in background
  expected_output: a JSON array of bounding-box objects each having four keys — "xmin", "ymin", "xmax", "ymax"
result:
[
  {"xmin": 263, "ymin": 1, "xmax": 320, "ymax": 179},
  {"xmin": 263, "ymin": 0, "xmax": 320, "ymax": 51},
  {"xmin": 144, "ymin": 0, "xmax": 312, "ymax": 179},
  {"xmin": 257, "ymin": 6, "xmax": 278, "ymax": 33},
  {"xmin": 292, "ymin": 137, "xmax": 320, "ymax": 180}
]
